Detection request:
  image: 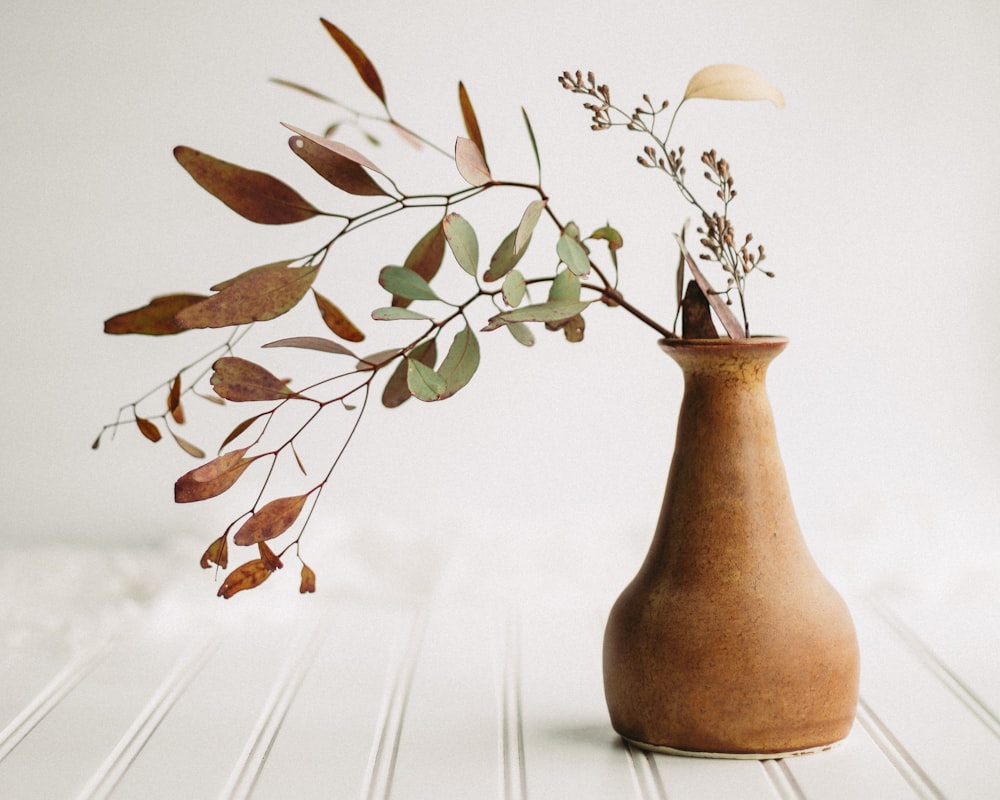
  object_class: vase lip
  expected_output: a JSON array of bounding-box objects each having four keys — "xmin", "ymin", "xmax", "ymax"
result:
[{"xmin": 658, "ymin": 335, "xmax": 788, "ymax": 352}]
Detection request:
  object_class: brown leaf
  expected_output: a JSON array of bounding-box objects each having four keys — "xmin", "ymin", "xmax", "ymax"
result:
[
  {"xmin": 217, "ymin": 558, "xmax": 273, "ymax": 599},
  {"xmin": 210, "ymin": 357, "xmax": 295, "ymax": 403},
  {"xmin": 176, "ymin": 262, "xmax": 319, "ymax": 330},
  {"xmin": 674, "ymin": 235, "xmax": 746, "ymax": 338},
  {"xmin": 299, "ymin": 563, "xmax": 317, "ymax": 594},
  {"xmin": 104, "ymin": 294, "xmax": 208, "ymax": 336},
  {"xmin": 173, "ymin": 146, "xmax": 320, "ymax": 224},
  {"xmin": 257, "ymin": 541, "xmax": 284, "ymax": 571},
  {"xmin": 175, "ymin": 447, "xmax": 255, "ymax": 503},
  {"xmin": 320, "ymin": 19, "xmax": 387, "ymax": 105},
  {"xmin": 356, "ymin": 348, "xmax": 403, "ymax": 371},
  {"xmin": 458, "ymin": 82, "xmax": 486, "ymax": 165},
  {"xmin": 382, "ymin": 339, "xmax": 436, "ymax": 408},
  {"xmin": 455, "ymin": 137, "xmax": 492, "ymax": 187},
  {"xmin": 562, "ymin": 313, "xmax": 586, "ymax": 343},
  {"xmin": 314, "ymin": 290, "xmax": 365, "ymax": 342},
  {"xmin": 681, "ymin": 280, "xmax": 720, "ymax": 339},
  {"xmin": 136, "ymin": 416, "xmax": 161, "ymax": 443},
  {"xmin": 232, "ymin": 494, "xmax": 309, "ymax": 546},
  {"xmin": 285, "ymin": 126, "xmax": 389, "ymax": 196},
  {"xmin": 171, "ymin": 432, "xmax": 205, "ymax": 459},
  {"xmin": 394, "ymin": 222, "xmax": 446, "ymax": 308},
  {"xmin": 200, "ymin": 534, "xmax": 229, "ymax": 569},
  {"xmin": 167, "ymin": 375, "xmax": 185, "ymax": 424},
  {"xmin": 263, "ymin": 334, "xmax": 358, "ymax": 357},
  {"xmin": 219, "ymin": 414, "xmax": 265, "ymax": 450}
]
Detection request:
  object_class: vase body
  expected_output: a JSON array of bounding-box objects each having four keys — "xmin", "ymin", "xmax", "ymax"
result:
[{"xmin": 603, "ymin": 337, "xmax": 859, "ymax": 757}]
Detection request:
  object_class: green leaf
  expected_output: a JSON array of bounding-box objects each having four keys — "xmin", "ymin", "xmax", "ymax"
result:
[
  {"xmin": 378, "ymin": 266, "xmax": 440, "ymax": 302},
  {"xmin": 371, "ymin": 306, "xmax": 433, "ymax": 321},
  {"xmin": 521, "ymin": 107, "xmax": 541, "ymax": 179},
  {"xmin": 455, "ymin": 137, "xmax": 492, "ymax": 187},
  {"xmin": 176, "ymin": 262, "xmax": 319, "ymax": 330},
  {"xmin": 437, "ymin": 325, "xmax": 480, "ymax": 398},
  {"xmin": 515, "ymin": 200, "xmax": 546, "ymax": 255},
  {"xmin": 506, "ymin": 321, "xmax": 535, "ymax": 347},
  {"xmin": 442, "ymin": 213, "xmax": 479, "ymax": 276},
  {"xmin": 382, "ymin": 340, "xmax": 436, "ymax": 408},
  {"xmin": 557, "ymin": 225, "xmax": 591, "ymax": 277},
  {"xmin": 502, "ymin": 270, "xmax": 527, "ymax": 307},
  {"xmin": 173, "ymin": 146, "xmax": 319, "ymax": 225},
  {"xmin": 484, "ymin": 227, "xmax": 530, "ymax": 282},
  {"xmin": 682, "ymin": 64, "xmax": 784, "ymax": 108},
  {"xmin": 406, "ymin": 357, "xmax": 447, "ymax": 401},
  {"xmin": 482, "ymin": 299, "xmax": 591, "ymax": 331},
  {"xmin": 548, "ymin": 268, "xmax": 581, "ymax": 303},
  {"xmin": 589, "ymin": 224, "xmax": 623, "ymax": 251},
  {"xmin": 397, "ymin": 221, "xmax": 446, "ymax": 308}
]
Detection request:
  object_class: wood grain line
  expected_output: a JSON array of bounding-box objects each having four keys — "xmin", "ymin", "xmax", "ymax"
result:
[
  {"xmin": 218, "ymin": 615, "xmax": 329, "ymax": 800},
  {"xmin": 361, "ymin": 609, "xmax": 427, "ymax": 800},
  {"xmin": 0, "ymin": 642, "xmax": 111, "ymax": 763},
  {"xmin": 761, "ymin": 757, "xmax": 806, "ymax": 800},
  {"xmin": 625, "ymin": 744, "xmax": 667, "ymax": 800},
  {"xmin": 856, "ymin": 697, "xmax": 946, "ymax": 800},
  {"xmin": 73, "ymin": 635, "xmax": 217, "ymax": 800}
]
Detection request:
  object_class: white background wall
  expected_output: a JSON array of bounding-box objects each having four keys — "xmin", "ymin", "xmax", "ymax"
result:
[{"xmin": 2, "ymin": 0, "xmax": 998, "ymax": 603}]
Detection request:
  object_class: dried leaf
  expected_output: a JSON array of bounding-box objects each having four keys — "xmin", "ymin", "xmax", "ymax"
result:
[
  {"xmin": 458, "ymin": 81, "xmax": 486, "ymax": 164},
  {"xmin": 502, "ymin": 270, "xmax": 527, "ymax": 307},
  {"xmin": 269, "ymin": 78, "xmax": 336, "ymax": 104},
  {"xmin": 356, "ymin": 348, "xmax": 404, "ymax": 371},
  {"xmin": 219, "ymin": 414, "xmax": 265, "ymax": 450},
  {"xmin": 395, "ymin": 222, "xmax": 446, "ymax": 308},
  {"xmin": 200, "ymin": 534, "xmax": 229, "ymax": 569},
  {"xmin": 217, "ymin": 558, "xmax": 273, "ymax": 599},
  {"xmin": 561, "ymin": 313, "xmax": 586, "ymax": 343},
  {"xmin": 258, "ymin": 541, "xmax": 283, "ymax": 571},
  {"xmin": 176, "ymin": 262, "xmax": 319, "ymax": 330},
  {"xmin": 675, "ymin": 220, "xmax": 690, "ymax": 310},
  {"xmin": 172, "ymin": 432, "xmax": 205, "ymax": 459},
  {"xmin": 515, "ymin": 200, "xmax": 546, "ymax": 255},
  {"xmin": 681, "ymin": 279, "xmax": 720, "ymax": 339},
  {"xmin": 320, "ymin": 19, "xmax": 387, "ymax": 105},
  {"xmin": 313, "ymin": 290, "xmax": 365, "ymax": 342},
  {"xmin": 673, "ymin": 235, "xmax": 746, "ymax": 338},
  {"xmin": 104, "ymin": 294, "xmax": 208, "ymax": 336},
  {"xmin": 167, "ymin": 375, "xmax": 184, "ymax": 424},
  {"xmin": 175, "ymin": 447, "xmax": 255, "ymax": 503},
  {"xmin": 232, "ymin": 494, "xmax": 309, "ymax": 546},
  {"xmin": 406, "ymin": 357, "xmax": 447, "ymax": 401},
  {"xmin": 173, "ymin": 146, "xmax": 320, "ymax": 224},
  {"xmin": 455, "ymin": 137, "xmax": 492, "ymax": 187},
  {"xmin": 284, "ymin": 123, "xmax": 389, "ymax": 196},
  {"xmin": 136, "ymin": 416, "xmax": 161, "ymax": 443},
  {"xmin": 210, "ymin": 357, "xmax": 295, "ymax": 402},
  {"xmin": 683, "ymin": 64, "xmax": 785, "ymax": 108},
  {"xmin": 382, "ymin": 340, "xmax": 435, "ymax": 408},
  {"xmin": 378, "ymin": 266, "xmax": 439, "ymax": 302},
  {"xmin": 484, "ymin": 227, "xmax": 530, "ymax": 282},
  {"xmin": 437, "ymin": 325, "xmax": 480, "ymax": 399},
  {"xmin": 442, "ymin": 213, "xmax": 479, "ymax": 276},
  {"xmin": 263, "ymin": 335, "xmax": 358, "ymax": 357},
  {"xmin": 299, "ymin": 563, "xmax": 317, "ymax": 594},
  {"xmin": 483, "ymin": 299, "xmax": 592, "ymax": 331}
]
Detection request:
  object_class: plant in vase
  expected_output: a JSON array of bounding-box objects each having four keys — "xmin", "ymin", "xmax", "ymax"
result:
[{"xmin": 96, "ymin": 18, "xmax": 859, "ymax": 757}]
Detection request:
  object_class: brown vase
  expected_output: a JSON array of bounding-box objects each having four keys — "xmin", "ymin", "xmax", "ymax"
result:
[{"xmin": 603, "ymin": 337, "xmax": 859, "ymax": 758}]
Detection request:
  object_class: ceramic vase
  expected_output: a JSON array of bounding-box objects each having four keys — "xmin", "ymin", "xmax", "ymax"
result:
[{"xmin": 603, "ymin": 337, "xmax": 859, "ymax": 757}]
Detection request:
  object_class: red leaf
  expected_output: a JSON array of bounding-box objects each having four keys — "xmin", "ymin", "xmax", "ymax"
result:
[
  {"xmin": 210, "ymin": 357, "xmax": 295, "ymax": 403},
  {"xmin": 458, "ymin": 82, "xmax": 486, "ymax": 165},
  {"xmin": 285, "ymin": 125, "xmax": 389, "ymax": 197},
  {"xmin": 200, "ymin": 534, "xmax": 229, "ymax": 569},
  {"xmin": 174, "ymin": 146, "xmax": 320, "ymax": 224},
  {"xmin": 136, "ymin": 416, "xmax": 161, "ymax": 443},
  {"xmin": 314, "ymin": 290, "xmax": 365, "ymax": 342},
  {"xmin": 217, "ymin": 558, "xmax": 273, "ymax": 599},
  {"xmin": 320, "ymin": 19, "xmax": 387, "ymax": 105},
  {"xmin": 176, "ymin": 262, "xmax": 319, "ymax": 330},
  {"xmin": 175, "ymin": 447, "xmax": 255, "ymax": 503},
  {"xmin": 233, "ymin": 494, "xmax": 309, "ymax": 545},
  {"xmin": 104, "ymin": 294, "xmax": 208, "ymax": 336}
]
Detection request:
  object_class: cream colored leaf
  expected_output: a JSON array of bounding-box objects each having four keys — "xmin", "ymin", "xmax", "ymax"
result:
[{"xmin": 682, "ymin": 64, "xmax": 784, "ymax": 108}]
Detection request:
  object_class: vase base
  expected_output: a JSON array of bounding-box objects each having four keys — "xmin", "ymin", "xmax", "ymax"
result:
[{"xmin": 621, "ymin": 735, "xmax": 840, "ymax": 760}]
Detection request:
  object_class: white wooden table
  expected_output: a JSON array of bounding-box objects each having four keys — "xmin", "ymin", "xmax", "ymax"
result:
[{"xmin": 2, "ymin": 544, "xmax": 998, "ymax": 799}]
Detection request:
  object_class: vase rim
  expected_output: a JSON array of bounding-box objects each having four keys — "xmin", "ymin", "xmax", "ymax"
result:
[{"xmin": 658, "ymin": 335, "xmax": 788, "ymax": 352}]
